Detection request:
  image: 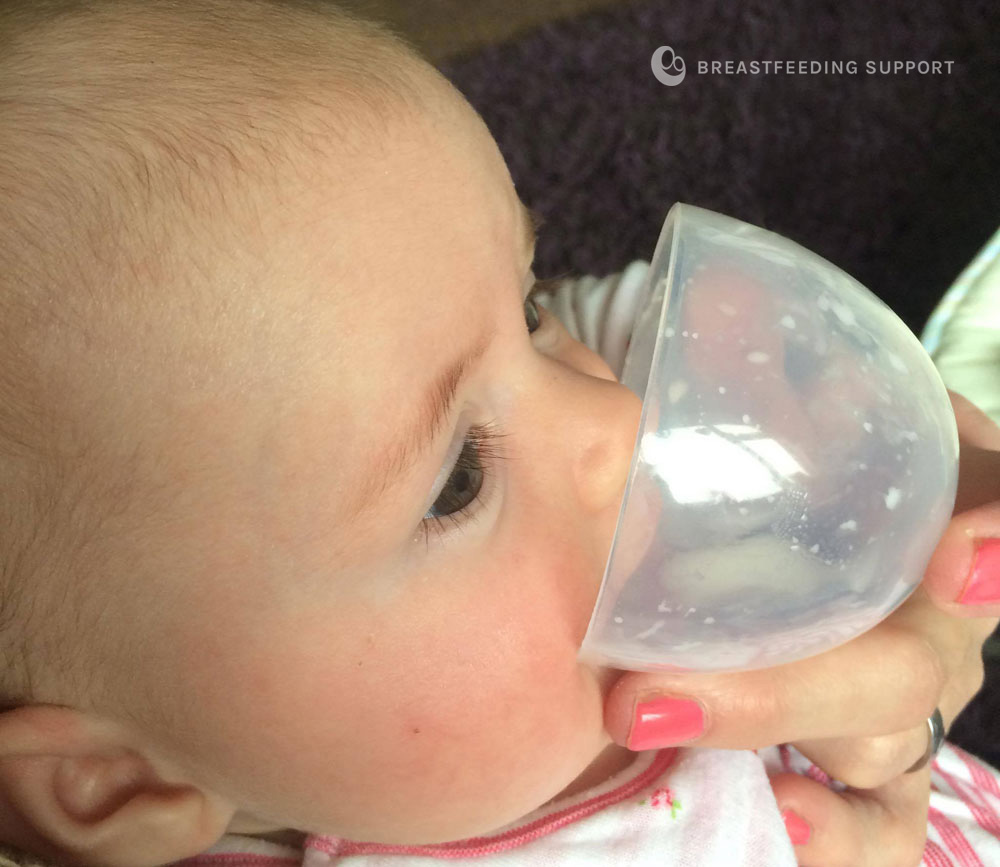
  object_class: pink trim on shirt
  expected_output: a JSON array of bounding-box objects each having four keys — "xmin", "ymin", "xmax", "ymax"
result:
[
  {"xmin": 183, "ymin": 858, "xmax": 299, "ymax": 867},
  {"xmin": 921, "ymin": 836, "xmax": 956, "ymax": 867},
  {"xmin": 304, "ymin": 749, "xmax": 678, "ymax": 860},
  {"xmin": 954, "ymin": 744, "xmax": 1000, "ymax": 801},
  {"xmin": 928, "ymin": 806, "xmax": 984, "ymax": 867}
]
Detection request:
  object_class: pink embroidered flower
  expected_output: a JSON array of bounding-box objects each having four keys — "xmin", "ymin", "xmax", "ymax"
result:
[{"xmin": 640, "ymin": 786, "xmax": 682, "ymax": 819}]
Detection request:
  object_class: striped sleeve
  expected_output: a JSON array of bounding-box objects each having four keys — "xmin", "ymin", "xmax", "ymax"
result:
[
  {"xmin": 925, "ymin": 742, "xmax": 1000, "ymax": 866},
  {"xmin": 531, "ymin": 261, "xmax": 650, "ymax": 380}
]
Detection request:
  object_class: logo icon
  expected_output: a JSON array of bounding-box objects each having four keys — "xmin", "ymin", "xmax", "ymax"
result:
[{"xmin": 651, "ymin": 46, "xmax": 686, "ymax": 86}]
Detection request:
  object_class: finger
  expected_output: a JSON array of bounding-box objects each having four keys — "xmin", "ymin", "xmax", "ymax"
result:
[
  {"xmin": 792, "ymin": 722, "xmax": 934, "ymax": 791},
  {"xmin": 948, "ymin": 390, "xmax": 1000, "ymax": 515},
  {"xmin": 921, "ymin": 390, "xmax": 1000, "ymax": 616},
  {"xmin": 948, "ymin": 390, "xmax": 1000, "ymax": 452},
  {"xmin": 921, "ymin": 492, "xmax": 1000, "ymax": 617},
  {"xmin": 884, "ymin": 583, "xmax": 995, "ymax": 708},
  {"xmin": 791, "ymin": 392, "xmax": 1000, "ymax": 786},
  {"xmin": 790, "ymin": 582, "xmax": 992, "ymax": 788},
  {"xmin": 770, "ymin": 766, "xmax": 931, "ymax": 867}
]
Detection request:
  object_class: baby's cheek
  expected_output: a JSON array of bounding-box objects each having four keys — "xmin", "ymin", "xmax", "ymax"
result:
[{"xmin": 301, "ymin": 555, "xmax": 606, "ymax": 840}]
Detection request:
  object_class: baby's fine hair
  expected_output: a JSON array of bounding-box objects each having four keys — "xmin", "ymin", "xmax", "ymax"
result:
[{"xmin": 0, "ymin": 0, "xmax": 429, "ymax": 714}]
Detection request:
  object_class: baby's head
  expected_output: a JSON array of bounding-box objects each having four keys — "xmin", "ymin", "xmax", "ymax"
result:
[{"xmin": 0, "ymin": 2, "xmax": 642, "ymax": 864}]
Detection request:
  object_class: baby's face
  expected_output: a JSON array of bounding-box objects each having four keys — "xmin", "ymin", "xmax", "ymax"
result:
[{"xmin": 102, "ymin": 80, "xmax": 643, "ymax": 844}]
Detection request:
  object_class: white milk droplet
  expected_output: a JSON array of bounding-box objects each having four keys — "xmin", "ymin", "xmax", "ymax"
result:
[
  {"xmin": 831, "ymin": 302, "xmax": 856, "ymax": 326},
  {"xmin": 780, "ymin": 315, "xmax": 797, "ymax": 329},
  {"xmin": 718, "ymin": 386, "xmax": 727, "ymax": 394},
  {"xmin": 863, "ymin": 422, "xmax": 874, "ymax": 433},
  {"xmin": 635, "ymin": 620, "xmax": 666, "ymax": 640},
  {"xmin": 887, "ymin": 352, "xmax": 909, "ymax": 374},
  {"xmin": 747, "ymin": 351, "xmax": 770, "ymax": 364},
  {"xmin": 884, "ymin": 487, "xmax": 902, "ymax": 510},
  {"xmin": 704, "ymin": 617, "xmax": 716, "ymax": 624},
  {"xmin": 839, "ymin": 520, "xmax": 857, "ymax": 532},
  {"xmin": 668, "ymin": 380, "xmax": 688, "ymax": 404}
]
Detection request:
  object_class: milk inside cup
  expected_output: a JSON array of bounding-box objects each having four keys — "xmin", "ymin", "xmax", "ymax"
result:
[{"xmin": 578, "ymin": 203, "xmax": 959, "ymax": 674}]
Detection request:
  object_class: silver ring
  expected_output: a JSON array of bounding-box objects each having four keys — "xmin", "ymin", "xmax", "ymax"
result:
[{"xmin": 904, "ymin": 708, "xmax": 946, "ymax": 774}]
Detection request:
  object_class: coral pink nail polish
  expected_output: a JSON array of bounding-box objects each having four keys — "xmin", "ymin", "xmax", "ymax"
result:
[
  {"xmin": 628, "ymin": 696, "xmax": 705, "ymax": 750},
  {"xmin": 782, "ymin": 809, "xmax": 811, "ymax": 846},
  {"xmin": 958, "ymin": 538, "xmax": 1000, "ymax": 605}
]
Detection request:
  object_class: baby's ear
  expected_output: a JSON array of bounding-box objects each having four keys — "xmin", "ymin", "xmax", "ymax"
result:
[{"xmin": 0, "ymin": 704, "xmax": 236, "ymax": 867}]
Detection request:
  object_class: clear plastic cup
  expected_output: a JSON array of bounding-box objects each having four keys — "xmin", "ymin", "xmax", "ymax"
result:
[{"xmin": 578, "ymin": 203, "xmax": 959, "ymax": 674}]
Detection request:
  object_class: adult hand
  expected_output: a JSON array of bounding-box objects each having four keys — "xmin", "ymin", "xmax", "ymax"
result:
[{"xmin": 602, "ymin": 392, "xmax": 1000, "ymax": 866}]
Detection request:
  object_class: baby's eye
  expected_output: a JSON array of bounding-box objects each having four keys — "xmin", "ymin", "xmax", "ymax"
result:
[
  {"xmin": 524, "ymin": 295, "xmax": 542, "ymax": 335},
  {"xmin": 524, "ymin": 276, "xmax": 567, "ymax": 336},
  {"xmin": 420, "ymin": 422, "xmax": 508, "ymax": 545},
  {"xmin": 425, "ymin": 436, "xmax": 485, "ymax": 523}
]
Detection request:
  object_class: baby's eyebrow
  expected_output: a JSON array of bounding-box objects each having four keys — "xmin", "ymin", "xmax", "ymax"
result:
[{"xmin": 346, "ymin": 324, "xmax": 496, "ymax": 526}]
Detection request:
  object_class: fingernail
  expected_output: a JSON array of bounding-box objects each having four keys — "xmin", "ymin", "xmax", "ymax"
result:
[
  {"xmin": 781, "ymin": 809, "xmax": 811, "ymax": 846},
  {"xmin": 627, "ymin": 695, "xmax": 705, "ymax": 750},
  {"xmin": 958, "ymin": 538, "xmax": 1000, "ymax": 605}
]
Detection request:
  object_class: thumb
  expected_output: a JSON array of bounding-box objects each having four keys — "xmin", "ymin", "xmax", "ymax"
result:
[
  {"xmin": 948, "ymin": 390, "xmax": 1000, "ymax": 453},
  {"xmin": 948, "ymin": 391, "xmax": 1000, "ymax": 517},
  {"xmin": 919, "ymin": 394, "xmax": 1000, "ymax": 616},
  {"xmin": 769, "ymin": 766, "xmax": 931, "ymax": 867}
]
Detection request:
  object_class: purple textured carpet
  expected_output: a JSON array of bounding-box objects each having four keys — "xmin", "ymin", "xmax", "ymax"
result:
[
  {"xmin": 439, "ymin": 0, "xmax": 1000, "ymax": 767},
  {"xmin": 439, "ymin": 0, "xmax": 1000, "ymax": 336}
]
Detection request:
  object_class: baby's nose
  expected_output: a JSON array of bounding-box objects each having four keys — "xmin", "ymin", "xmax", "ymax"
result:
[{"xmin": 571, "ymin": 379, "xmax": 643, "ymax": 517}]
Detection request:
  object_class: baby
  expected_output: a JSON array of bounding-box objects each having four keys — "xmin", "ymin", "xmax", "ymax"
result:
[
  {"xmin": 0, "ymin": 3, "xmax": 997, "ymax": 867},
  {"xmin": 0, "ymin": 0, "xmax": 643, "ymax": 861}
]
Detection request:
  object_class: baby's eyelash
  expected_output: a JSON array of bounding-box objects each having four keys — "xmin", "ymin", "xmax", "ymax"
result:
[{"xmin": 419, "ymin": 420, "xmax": 511, "ymax": 548}]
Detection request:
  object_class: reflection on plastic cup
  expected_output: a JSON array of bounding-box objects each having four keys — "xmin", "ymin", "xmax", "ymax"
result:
[{"xmin": 579, "ymin": 204, "xmax": 959, "ymax": 674}]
